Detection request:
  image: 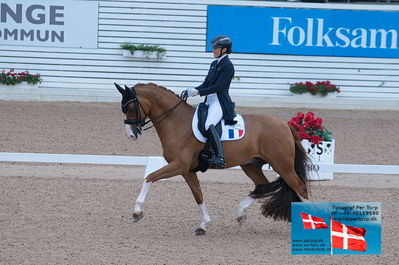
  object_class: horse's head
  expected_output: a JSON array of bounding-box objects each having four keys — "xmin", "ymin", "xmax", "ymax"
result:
[{"xmin": 115, "ymin": 83, "xmax": 149, "ymax": 141}]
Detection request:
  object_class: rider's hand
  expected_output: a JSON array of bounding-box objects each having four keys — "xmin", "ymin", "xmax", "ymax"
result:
[{"xmin": 187, "ymin": 88, "xmax": 198, "ymax": 97}]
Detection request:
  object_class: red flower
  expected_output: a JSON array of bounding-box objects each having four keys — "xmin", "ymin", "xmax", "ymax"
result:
[
  {"xmin": 296, "ymin": 112, "xmax": 304, "ymax": 120},
  {"xmin": 299, "ymin": 124, "xmax": 307, "ymax": 132},
  {"xmin": 288, "ymin": 120, "xmax": 298, "ymax": 129},
  {"xmin": 315, "ymin": 117, "xmax": 323, "ymax": 126},
  {"xmin": 290, "ymin": 80, "xmax": 339, "ymax": 96},
  {"xmin": 310, "ymin": 135, "xmax": 322, "ymax": 145},
  {"xmin": 287, "ymin": 111, "xmax": 332, "ymax": 144},
  {"xmin": 304, "ymin": 112, "xmax": 314, "ymax": 123},
  {"xmin": 300, "ymin": 132, "xmax": 310, "ymax": 140},
  {"xmin": 310, "ymin": 117, "xmax": 323, "ymax": 129},
  {"xmin": 1, "ymin": 69, "xmax": 42, "ymax": 85}
]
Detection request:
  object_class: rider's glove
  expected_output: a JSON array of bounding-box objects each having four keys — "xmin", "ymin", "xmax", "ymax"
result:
[{"xmin": 187, "ymin": 87, "xmax": 199, "ymax": 97}]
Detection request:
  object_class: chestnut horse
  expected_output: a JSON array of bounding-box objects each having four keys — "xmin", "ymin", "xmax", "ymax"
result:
[{"xmin": 115, "ymin": 83, "xmax": 309, "ymax": 235}]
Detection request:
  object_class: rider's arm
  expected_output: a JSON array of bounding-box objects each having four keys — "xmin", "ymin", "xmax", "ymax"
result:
[{"xmin": 197, "ymin": 63, "xmax": 234, "ymax": 96}]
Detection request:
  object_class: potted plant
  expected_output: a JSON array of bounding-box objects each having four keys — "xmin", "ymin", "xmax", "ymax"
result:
[
  {"xmin": 290, "ymin": 81, "xmax": 340, "ymax": 98},
  {"xmin": 0, "ymin": 69, "xmax": 42, "ymax": 90},
  {"xmin": 121, "ymin": 43, "xmax": 166, "ymax": 60},
  {"xmin": 288, "ymin": 111, "xmax": 335, "ymax": 180}
]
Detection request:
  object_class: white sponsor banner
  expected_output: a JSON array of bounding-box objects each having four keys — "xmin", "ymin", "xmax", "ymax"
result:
[{"xmin": 0, "ymin": 0, "xmax": 98, "ymax": 48}]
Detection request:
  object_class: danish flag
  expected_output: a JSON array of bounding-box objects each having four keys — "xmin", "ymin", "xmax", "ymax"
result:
[
  {"xmin": 331, "ymin": 219, "xmax": 367, "ymax": 252},
  {"xmin": 300, "ymin": 212, "xmax": 328, "ymax": 229}
]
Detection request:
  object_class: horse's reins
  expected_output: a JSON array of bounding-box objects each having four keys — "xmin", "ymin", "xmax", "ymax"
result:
[{"xmin": 123, "ymin": 90, "xmax": 188, "ymax": 132}]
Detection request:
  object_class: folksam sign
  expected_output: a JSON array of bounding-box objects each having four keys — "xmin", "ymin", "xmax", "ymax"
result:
[
  {"xmin": 207, "ymin": 5, "xmax": 399, "ymax": 58},
  {"xmin": 0, "ymin": 0, "xmax": 98, "ymax": 48}
]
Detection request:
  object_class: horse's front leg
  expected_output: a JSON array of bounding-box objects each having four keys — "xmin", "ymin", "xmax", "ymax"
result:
[
  {"xmin": 145, "ymin": 161, "xmax": 182, "ymax": 182},
  {"xmin": 133, "ymin": 180, "xmax": 151, "ymax": 222},
  {"xmin": 182, "ymin": 172, "xmax": 210, "ymax": 235},
  {"xmin": 133, "ymin": 161, "xmax": 182, "ymax": 222}
]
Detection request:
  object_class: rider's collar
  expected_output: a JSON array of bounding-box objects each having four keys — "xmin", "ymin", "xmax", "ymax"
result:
[{"xmin": 216, "ymin": 54, "xmax": 227, "ymax": 64}]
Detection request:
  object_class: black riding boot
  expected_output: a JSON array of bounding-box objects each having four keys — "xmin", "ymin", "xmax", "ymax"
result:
[{"xmin": 207, "ymin": 125, "xmax": 225, "ymax": 169}]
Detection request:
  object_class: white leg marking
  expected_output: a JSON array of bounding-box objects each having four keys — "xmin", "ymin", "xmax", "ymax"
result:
[
  {"xmin": 133, "ymin": 181, "xmax": 151, "ymax": 213},
  {"xmin": 237, "ymin": 196, "xmax": 255, "ymax": 218},
  {"xmin": 198, "ymin": 203, "xmax": 211, "ymax": 230}
]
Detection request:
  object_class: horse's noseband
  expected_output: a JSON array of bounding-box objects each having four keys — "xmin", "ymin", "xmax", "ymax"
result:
[{"xmin": 121, "ymin": 95, "xmax": 147, "ymax": 127}]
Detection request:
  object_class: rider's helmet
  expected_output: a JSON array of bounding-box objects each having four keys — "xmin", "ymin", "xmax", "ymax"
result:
[{"xmin": 210, "ymin": 35, "xmax": 232, "ymax": 54}]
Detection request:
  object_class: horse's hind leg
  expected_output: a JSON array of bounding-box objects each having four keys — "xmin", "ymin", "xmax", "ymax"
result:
[
  {"xmin": 238, "ymin": 158, "xmax": 269, "ymax": 225},
  {"xmin": 182, "ymin": 171, "xmax": 210, "ymax": 236}
]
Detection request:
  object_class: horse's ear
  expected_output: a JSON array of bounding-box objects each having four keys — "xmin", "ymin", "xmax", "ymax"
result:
[
  {"xmin": 125, "ymin": 85, "xmax": 136, "ymax": 97},
  {"xmin": 114, "ymin": 83, "xmax": 125, "ymax": 95}
]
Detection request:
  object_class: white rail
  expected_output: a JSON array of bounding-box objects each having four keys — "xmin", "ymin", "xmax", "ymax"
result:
[{"xmin": 0, "ymin": 152, "xmax": 398, "ymax": 176}]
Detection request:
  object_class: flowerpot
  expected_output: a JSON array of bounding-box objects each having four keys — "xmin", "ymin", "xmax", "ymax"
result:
[
  {"xmin": 0, "ymin": 83, "xmax": 40, "ymax": 100},
  {"xmin": 292, "ymin": 93, "xmax": 337, "ymax": 98},
  {"xmin": 301, "ymin": 139, "xmax": 335, "ymax": 180},
  {"xmin": 0, "ymin": 83, "xmax": 39, "ymax": 91},
  {"xmin": 122, "ymin": 49, "xmax": 166, "ymax": 60}
]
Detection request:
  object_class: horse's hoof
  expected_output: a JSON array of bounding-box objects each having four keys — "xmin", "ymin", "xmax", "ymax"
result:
[
  {"xmin": 194, "ymin": 228, "xmax": 206, "ymax": 236},
  {"xmin": 237, "ymin": 215, "xmax": 247, "ymax": 226},
  {"xmin": 133, "ymin": 211, "xmax": 144, "ymax": 222}
]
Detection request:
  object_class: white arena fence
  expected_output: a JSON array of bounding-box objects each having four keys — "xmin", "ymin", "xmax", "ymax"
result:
[{"xmin": 0, "ymin": 153, "xmax": 398, "ymax": 181}]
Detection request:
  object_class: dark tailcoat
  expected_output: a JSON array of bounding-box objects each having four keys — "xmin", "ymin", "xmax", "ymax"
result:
[{"xmin": 195, "ymin": 55, "xmax": 236, "ymax": 122}]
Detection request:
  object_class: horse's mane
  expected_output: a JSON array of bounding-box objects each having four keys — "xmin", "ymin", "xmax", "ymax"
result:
[{"xmin": 134, "ymin": 82, "xmax": 193, "ymax": 108}]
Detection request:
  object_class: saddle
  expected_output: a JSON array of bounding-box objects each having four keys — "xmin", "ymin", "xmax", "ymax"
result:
[
  {"xmin": 192, "ymin": 103, "xmax": 245, "ymax": 172},
  {"xmin": 192, "ymin": 103, "xmax": 245, "ymax": 143}
]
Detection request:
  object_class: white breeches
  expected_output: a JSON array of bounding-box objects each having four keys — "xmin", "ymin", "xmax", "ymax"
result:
[{"xmin": 205, "ymin": 94, "xmax": 223, "ymax": 130}]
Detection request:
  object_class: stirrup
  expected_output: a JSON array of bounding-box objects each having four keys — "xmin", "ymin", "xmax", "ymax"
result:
[{"xmin": 209, "ymin": 156, "xmax": 225, "ymax": 169}]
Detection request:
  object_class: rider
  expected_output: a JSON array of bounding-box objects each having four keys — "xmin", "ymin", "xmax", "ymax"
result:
[{"xmin": 187, "ymin": 35, "xmax": 236, "ymax": 169}]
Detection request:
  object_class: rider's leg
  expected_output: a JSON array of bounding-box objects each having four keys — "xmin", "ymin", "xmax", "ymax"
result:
[
  {"xmin": 204, "ymin": 95, "xmax": 223, "ymax": 130},
  {"xmin": 205, "ymin": 97, "xmax": 224, "ymax": 168},
  {"xmin": 206, "ymin": 125, "xmax": 225, "ymax": 168}
]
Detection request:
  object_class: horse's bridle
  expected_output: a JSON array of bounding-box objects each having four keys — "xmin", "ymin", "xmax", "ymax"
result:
[{"xmin": 122, "ymin": 86, "xmax": 188, "ymax": 133}]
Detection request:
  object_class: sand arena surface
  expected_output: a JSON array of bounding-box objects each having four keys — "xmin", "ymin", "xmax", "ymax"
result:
[{"xmin": 1, "ymin": 101, "xmax": 398, "ymax": 264}]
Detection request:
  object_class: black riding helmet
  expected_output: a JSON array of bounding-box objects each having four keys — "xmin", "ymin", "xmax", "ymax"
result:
[{"xmin": 210, "ymin": 35, "xmax": 232, "ymax": 54}]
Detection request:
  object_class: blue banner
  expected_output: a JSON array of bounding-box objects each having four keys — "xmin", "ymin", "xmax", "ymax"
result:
[{"xmin": 207, "ymin": 6, "xmax": 399, "ymax": 58}]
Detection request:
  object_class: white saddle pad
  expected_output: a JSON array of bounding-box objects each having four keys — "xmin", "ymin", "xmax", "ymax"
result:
[{"xmin": 192, "ymin": 105, "xmax": 245, "ymax": 143}]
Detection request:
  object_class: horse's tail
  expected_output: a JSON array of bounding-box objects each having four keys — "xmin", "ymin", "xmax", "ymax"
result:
[
  {"xmin": 289, "ymin": 124, "xmax": 309, "ymax": 190},
  {"xmin": 250, "ymin": 125, "xmax": 309, "ymax": 222}
]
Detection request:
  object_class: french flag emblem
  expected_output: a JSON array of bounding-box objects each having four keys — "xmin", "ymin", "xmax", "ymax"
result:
[{"xmin": 228, "ymin": 129, "xmax": 244, "ymax": 139}]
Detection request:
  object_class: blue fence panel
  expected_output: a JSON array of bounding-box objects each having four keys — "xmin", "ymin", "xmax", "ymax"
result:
[{"xmin": 207, "ymin": 6, "xmax": 399, "ymax": 58}]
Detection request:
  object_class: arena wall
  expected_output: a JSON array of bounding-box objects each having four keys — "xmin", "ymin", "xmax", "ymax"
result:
[{"xmin": 1, "ymin": 0, "xmax": 399, "ymax": 110}]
